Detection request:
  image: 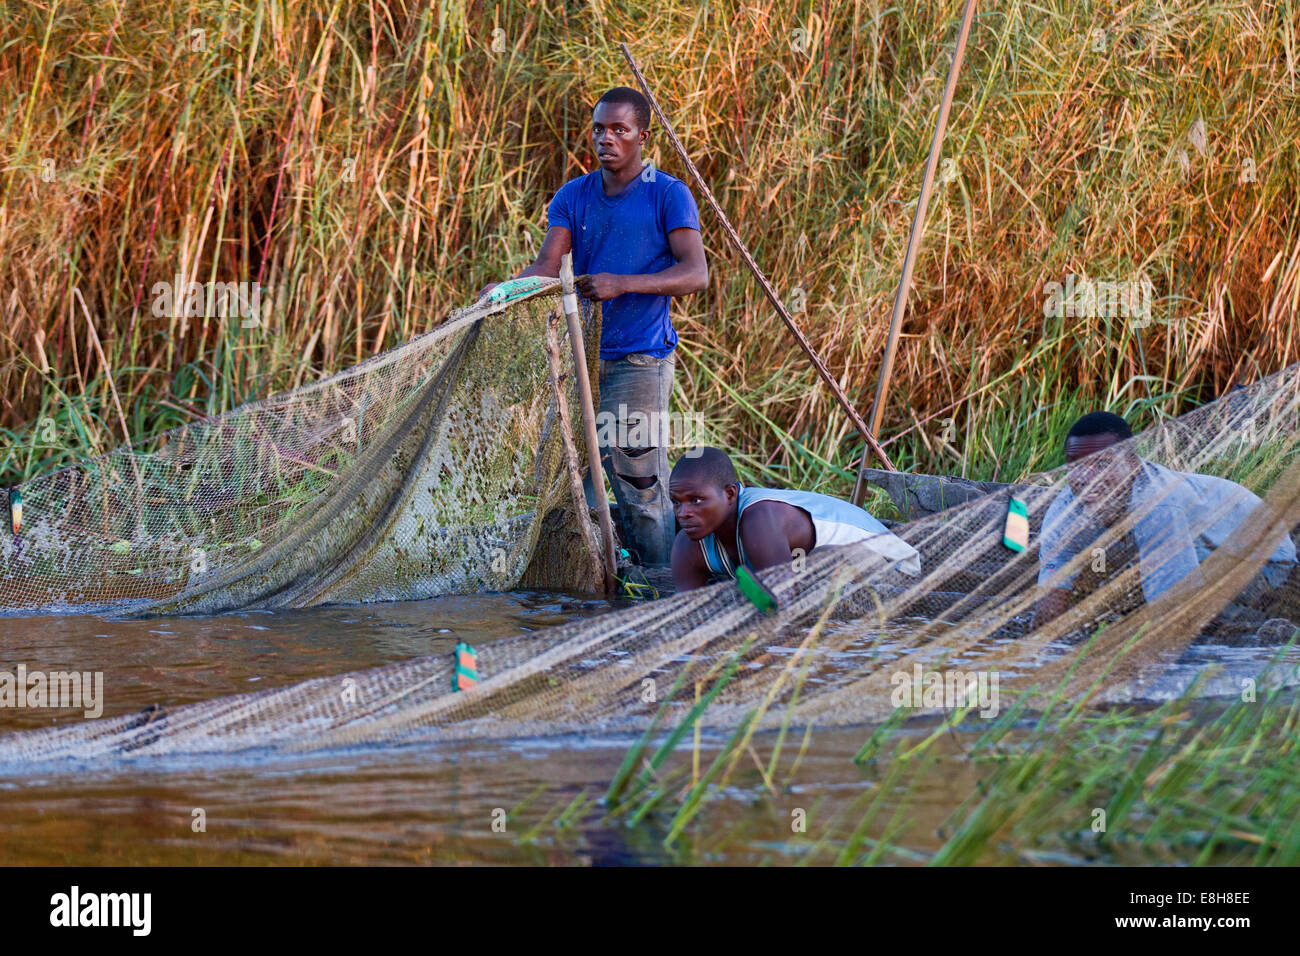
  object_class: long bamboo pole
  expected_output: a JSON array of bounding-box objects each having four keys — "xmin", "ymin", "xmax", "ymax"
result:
[
  {"xmin": 560, "ymin": 253, "xmax": 618, "ymax": 590},
  {"xmin": 852, "ymin": 0, "xmax": 978, "ymax": 506},
  {"xmin": 544, "ymin": 308, "xmax": 607, "ymax": 590},
  {"xmin": 619, "ymin": 43, "xmax": 896, "ymax": 474}
]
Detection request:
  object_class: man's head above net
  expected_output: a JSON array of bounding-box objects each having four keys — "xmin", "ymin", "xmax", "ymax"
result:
[
  {"xmin": 1066, "ymin": 411, "xmax": 1135, "ymax": 461},
  {"xmin": 594, "ymin": 87, "xmax": 651, "ymax": 132},
  {"xmin": 670, "ymin": 447, "xmax": 738, "ymax": 492},
  {"xmin": 1064, "ymin": 411, "xmax": 1140, "ymax": 521},
  {"xmin": 669, "ymin": 447, "xmax": 741, "ymax": 540},
  {"xmin": 1067, "ymin": 411, "xmax": 1134, "ymax": 444}
]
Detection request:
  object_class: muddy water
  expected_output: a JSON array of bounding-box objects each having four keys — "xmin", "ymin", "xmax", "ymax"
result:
[
  {"xmin": 0, "ymin": 595, "xmax": 1296, "ymax": 865},
  {"xmin": 0, "ymin": 593, "xmax": 963, "ymax": 864},
  {"xmin": 0, "ymin": 593, "xmax": 611, "ymax": 731}
]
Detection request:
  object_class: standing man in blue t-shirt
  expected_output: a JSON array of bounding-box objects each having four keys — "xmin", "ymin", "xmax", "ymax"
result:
[{"xmin": 481, "ymin": 87, "xmax": 708, "ymax": 566}]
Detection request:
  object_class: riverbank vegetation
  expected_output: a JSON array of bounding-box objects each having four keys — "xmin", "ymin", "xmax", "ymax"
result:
[{"xmin": 3, "ymin": 0, "xmax": 1298, "ymax": 493}]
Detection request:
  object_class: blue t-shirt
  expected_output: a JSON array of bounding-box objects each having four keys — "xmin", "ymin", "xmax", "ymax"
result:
[{"xmin": 547, "ymin": 167, "xmax": 701, "ymax": 360}]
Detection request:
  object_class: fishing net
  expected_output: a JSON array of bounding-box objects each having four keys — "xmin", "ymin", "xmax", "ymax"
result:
[
  {"xmin": 2, "ymin": 317, "xmax": 1300, "ymax": 765},
  {"xmin": 0, "ymin": 280, "xmax": 604, "ymax": 616}
]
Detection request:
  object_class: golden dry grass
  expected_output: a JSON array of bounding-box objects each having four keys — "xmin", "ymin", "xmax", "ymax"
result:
[{"xmin": 1, "ymin": 0, "xmax": 1297, "ymax": 490}]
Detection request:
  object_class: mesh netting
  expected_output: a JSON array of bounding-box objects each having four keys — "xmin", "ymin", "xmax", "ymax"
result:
[
  {"xmin": 0, "ymin": 281, "xmax": 602, "ymax": 616},
  {"xmin": 1, "ymin": 323, "xmax": 1299, "ymax": 765}
]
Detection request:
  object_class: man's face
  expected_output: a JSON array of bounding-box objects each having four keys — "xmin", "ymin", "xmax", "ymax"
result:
[
  {"xmin": 669, "ymin": 475, "xmax": 737, "ymax": 541},
  {"xmin": 591, "ymin": 102, "xmax": 646, "ymax": 172},
  {"xmin": 1064, "ymin": 432, "xmax": 1140, "ymax": 524}
]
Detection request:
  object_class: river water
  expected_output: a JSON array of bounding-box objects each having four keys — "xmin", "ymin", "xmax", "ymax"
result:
[{"xmin": 0, "ymin": 593, "xmax": 1296, "ymax": 864}]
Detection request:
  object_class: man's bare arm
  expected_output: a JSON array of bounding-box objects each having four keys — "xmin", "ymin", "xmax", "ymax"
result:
[
  {"xmin": 479, "ymin": 226, "xmax": 572, "ymax": 297},
  {"xmin": 577, "ymin": 227, "xmax": 708, "ymax": 300},
  {"xmin": 737, "ymin": 501, "xmax": 797, "ymax": 573},
  {"xmin": 516, "ymin": 225, "xmax": 572, "ymax": 279},
  {"xmin": 671, "ymin": 530, "xmax": 711, "ymax": 592}
]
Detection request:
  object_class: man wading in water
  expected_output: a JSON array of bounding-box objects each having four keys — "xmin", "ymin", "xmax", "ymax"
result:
[{"xmin": 482, "ymin": 87, "xmax": 709, "ymax": 567}]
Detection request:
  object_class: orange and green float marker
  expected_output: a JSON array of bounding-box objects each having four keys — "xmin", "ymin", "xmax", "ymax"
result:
[
  {"xmin": 1003, "ymin": 496, "xmax": 1029, "ymax": 553},
  {"xmin": 452, "ymin": 641, "xmax": 479, "ymax": 692}
]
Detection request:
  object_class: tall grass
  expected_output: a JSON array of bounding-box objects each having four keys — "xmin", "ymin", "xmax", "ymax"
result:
[
  {"xmin": 2, "ymin": 0, "xmax": 1298, "ymax": 491},
  {"xmin": 550, "ymin": 637, "xmax": 1300, "ymax": 865}
]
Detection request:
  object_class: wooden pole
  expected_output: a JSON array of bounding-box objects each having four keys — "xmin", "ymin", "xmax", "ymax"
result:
[
  {"xmin": 560, "ymin": 253, "xmax": 619, "ymax": 590},
  {"xmin": 852, "ymin": 0, "xmax": 978, "ymax": 506},
  {"xmin": 619, "ymin": 43, "xmax": 896, "ymax": 474},
  {"xmin": 544, "ymin": 309, "xmax": 607, "ymax": 590}
]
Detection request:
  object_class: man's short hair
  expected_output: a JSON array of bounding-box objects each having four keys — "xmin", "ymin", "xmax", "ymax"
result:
[
  {"xmin": 671, "ymin": 447, "xmax": 738, "ymax": 491},
  {"xmin": 595, "ymin": 87, "xmax": 651, "ymax": 132},
  {"xmin": 1067, "ymin": 411, "xmax": 1133, "ymax": 442}
]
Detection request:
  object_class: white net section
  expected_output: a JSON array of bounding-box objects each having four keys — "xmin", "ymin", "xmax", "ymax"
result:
[{"xmin": 1, "ymin": 356, "xmax": 1298, "ymax": 765}]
